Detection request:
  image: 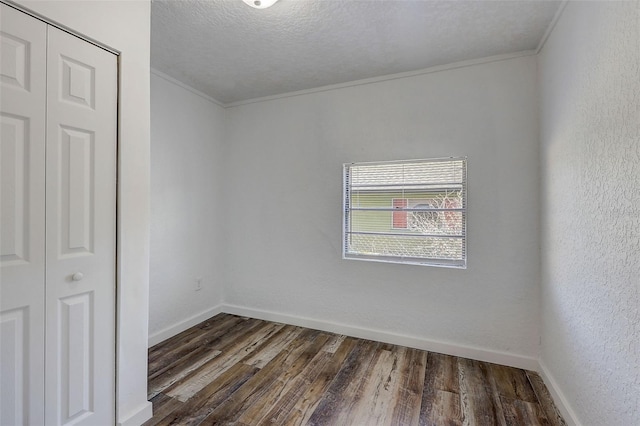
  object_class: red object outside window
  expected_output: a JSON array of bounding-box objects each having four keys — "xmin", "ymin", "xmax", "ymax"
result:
[{"xmin": 392, "ymin": 198, "xmax": 408, "ymax": 229}]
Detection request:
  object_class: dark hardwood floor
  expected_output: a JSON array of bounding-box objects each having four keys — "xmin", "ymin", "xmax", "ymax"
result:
[{"xmin": 144, "ymin": 313, "xmax": 566, "ymax": 426}]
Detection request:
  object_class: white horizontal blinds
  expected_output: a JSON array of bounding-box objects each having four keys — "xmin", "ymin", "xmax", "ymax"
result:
[{"xmin": 343, "ymin": 158, "xmax": 467, "ymax": 268}]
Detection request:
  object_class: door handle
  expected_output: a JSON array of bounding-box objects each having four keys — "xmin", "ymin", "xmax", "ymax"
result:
[{"xmin": 72, "ymin": 272, "xmax": 84, "ymax": 282}]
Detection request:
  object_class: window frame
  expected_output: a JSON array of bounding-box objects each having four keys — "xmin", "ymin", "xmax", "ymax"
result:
[{"xmin": 342, "ymin": 157, "xmax": 467, "ymax": 269}]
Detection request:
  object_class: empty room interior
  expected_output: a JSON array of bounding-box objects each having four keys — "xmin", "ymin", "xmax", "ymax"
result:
[{"xmin": 0, "ymin": 0, "xmax": 638, "ymax": 425}]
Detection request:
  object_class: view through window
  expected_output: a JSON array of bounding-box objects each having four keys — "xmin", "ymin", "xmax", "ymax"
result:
[{"xmin": 343, "ymin": 157, "xmax": 467, "ymax": 268}]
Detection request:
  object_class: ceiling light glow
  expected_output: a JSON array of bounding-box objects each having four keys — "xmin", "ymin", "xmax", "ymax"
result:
[{"xmin": 242, "ymin": 0, "xmax": 279, "ymax": 9}]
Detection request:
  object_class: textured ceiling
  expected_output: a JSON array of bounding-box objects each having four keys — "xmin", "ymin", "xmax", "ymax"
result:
[{"xmin": 151, "ymin": 0, "xmax": 561, "ymax": 105}]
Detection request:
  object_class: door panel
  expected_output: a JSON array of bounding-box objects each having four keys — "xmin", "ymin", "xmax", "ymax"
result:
[
  {"xmin": 1, "ymin": 113, "xmax": 30, "ymax": 264},
  {"xmin": 45, "ymin": 26, "xmax": 117, "ymax": 426},
  {"xmin": 58, "ymin": 126, "xmax": 95, "ymax": 257},
  {"xmin": 0, "ymin": 5, "xmax": 47, "ymax": 425},
  {"xmin": 59, "ymin": 292, "xmax": 93, "ymax": 422}
]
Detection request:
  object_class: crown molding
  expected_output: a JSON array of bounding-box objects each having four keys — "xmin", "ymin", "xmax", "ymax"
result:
[
  {"xmin": 226, "ymin": 50, "xmax": 537, "ymax": 108},
  {"xmin": 151, "ymin": 68, "xmax": 225, "ymax": 107},
  {"xmin": 154, "ymin": 49, "xmax": 539, "ymax": 109},
  {"xmin": 536, "ymin": 0, "xmax": 569, "ymax": 54}
]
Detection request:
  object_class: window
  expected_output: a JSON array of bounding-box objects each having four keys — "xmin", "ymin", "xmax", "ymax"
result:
[{"xmin": 343, "ymin": 157, "xmax": 467, "ymax": 268}]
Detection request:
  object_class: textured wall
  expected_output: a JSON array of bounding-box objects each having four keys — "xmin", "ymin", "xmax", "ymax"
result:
[
  {"xmin": 223, "ymin": 55, "xmax": 541, "ymax": 360},
  {"xmin": 538, "ymin": 2, "xmax": 640, "ymax": 424},
  {"xmin": 150, "ymin": 73, "xmax": 225, "ymax": 336}
]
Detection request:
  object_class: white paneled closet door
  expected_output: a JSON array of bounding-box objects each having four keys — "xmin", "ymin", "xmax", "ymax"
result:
[
  {"xmin": 0, "ymin": 5, "xmax": 47, "ymax": 425},
  {"xmin": 44, "ymin": 25, "xmax": 117, "ymax": 426},
  {"xmin": 0, "ymin": 4, "xmax": 117, "ymax": 425}
]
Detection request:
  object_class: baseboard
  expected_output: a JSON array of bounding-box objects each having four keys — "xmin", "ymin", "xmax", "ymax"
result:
[
  {"xmin": 118, "ymin": 401, "xmax": 153, "ymax": 426},
  {"xmin": 148, "ymin": 305, "xmax": 223, "ymax": 347},
  {"xmin": 538, "ymin": 360, "xmax": 582, "ymax": 426},
  {"xmin": 221, "ymin": 304, "xmax": 539, "ymax": 371}
]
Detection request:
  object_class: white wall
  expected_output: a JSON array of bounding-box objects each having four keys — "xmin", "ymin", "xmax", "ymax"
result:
[
  {"xmin": 11, "ymin": 1, "xmax": 153, "ymax": 424},
  {"xmin": 223, "ymin": 55, "xmax": 541, "ymax": 364},
  {"xmin": 149, "ymin": 72, "xmax": 225, "ymax": 343},
  {"xmin": 538, "ymin": 2, "xmax": 640, "ymax": 424}
]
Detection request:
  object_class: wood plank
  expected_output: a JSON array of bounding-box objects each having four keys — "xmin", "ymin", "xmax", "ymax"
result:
[
  {"xmin": 235, "ymin": 334, "xmax": 334, "ymax": 424},
  {"xmin": 242, "ymin": 324, "xmax": 304, "ymax": 369},
  {"xmin": 166, "ymin": 321, "xmax": 284, "ymax": 402},
  {"xmin": 147, "ymin": 313, "xmax": 237, "ymax": 365},
  {"xmin": 152, "ymin": 362, "xmax": 259, "ymax": 426},
  {"xmin": 142, "ymin": 393, "xmax": 183, "ymax": 426},
  {"xmin": 322, "ymin": 333, "xmax": 346, "ymax": 354},
  {"xmin": 458, "ymin": 358, "xmax": 505, "ymax": 426},
  {"xmin": 345, "ymin": 345, "xmax": 405, "ymax": 425},
  {"xmin": 305, "ymin": 339, "xmax": 382, "ymax": 425},
  {"xmin": 390, "ymin": 347, "xmax": 427, "ymax": 426},
  {"xmin": 148, "ymin": 315, "xmax": 254, "ymax": 377},
  {"xmin": 526, "ymin": 371, "xmax": 567, "ymax": 426},
  {"xmin": 278, "ymin": 337, "xmax": 358, "ymax": 426},
  {"xmin": 154, "ymin": 318, "xmax": 266, "ymax": 398},
  {"xmin": 486, "ymin": 363, "xmax": 508, "ymax": 426},
  {"xmin": 425, "ymin": 352, "xmax": 460, "ymax": 393},
  {"xmin": 419, "ymin": 390, "xmax": 462, "ymax": 426},
  {"xmin": 489, "ymin": 363, "xmax": 538, "ymax": 403},
  {"xmin": 147, "ymin": 348, "xmax": 221, "ymax": 399},
  {"xmin": 420, "ymin": 352, "xmax": 462, "ymax": 425},
  {"xmin": 252, "ymin": 351, "xmax": 332, "ymax": 425},
  {"xmin": 501, "ymin": 396, "xmax": 550, "ymax": 426},
  {"xmin": 199, "ymin": 329, "xmax": 326, "ymax": 424}
]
